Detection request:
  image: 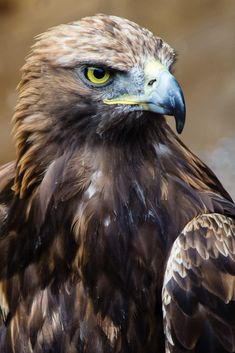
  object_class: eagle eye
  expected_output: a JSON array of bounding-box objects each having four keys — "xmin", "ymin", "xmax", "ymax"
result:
[{"xmin": 85, "ymin": 67, "xmax": 111, "ymax": 85}]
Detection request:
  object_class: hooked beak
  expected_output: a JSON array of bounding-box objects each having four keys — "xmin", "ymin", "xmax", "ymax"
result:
[{"xmin": 103, "ymin": 60, "xmax": 186, "ymax": 134}]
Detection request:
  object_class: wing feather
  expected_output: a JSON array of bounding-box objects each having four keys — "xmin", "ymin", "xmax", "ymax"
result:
[{"xmin": 163, "ymin": 213, "xmax": 235, "ymax": 353}]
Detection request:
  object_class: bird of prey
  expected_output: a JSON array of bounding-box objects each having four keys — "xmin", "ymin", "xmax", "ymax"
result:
[{"xmin": 0, "ymin": 13, "xmax": 234, "ymax": 353}]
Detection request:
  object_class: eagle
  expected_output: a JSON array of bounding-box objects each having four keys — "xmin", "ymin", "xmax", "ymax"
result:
[{"xmin": 0, "ymin": 13, "xmax": 234, "ymax": 353}]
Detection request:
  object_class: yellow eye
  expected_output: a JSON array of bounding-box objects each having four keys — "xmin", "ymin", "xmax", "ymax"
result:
[{"xmin": 85, "ymin": 67, "xmax": 111, "ymax": 85}]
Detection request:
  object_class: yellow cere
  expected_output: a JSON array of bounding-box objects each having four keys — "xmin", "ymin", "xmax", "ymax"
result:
[
  {"xmin": 144, "ymin": 60, "xmax": 167, "ymax": 84},
  {"xmin": 86, "ymin": 67, "xmax": 110, "ymax": 85}
]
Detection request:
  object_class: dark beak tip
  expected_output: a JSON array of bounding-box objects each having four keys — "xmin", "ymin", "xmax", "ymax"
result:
[
  {"xmin": 175, "ymin": 107, "xmax": 186, "ymax": 134},
  {"xmin": 174, "ymin": 92, "xmax": 186, "ymax": 134},
  {"xmin": 176, "ymin": 120, "xmax": 184, "ymax": 134}
]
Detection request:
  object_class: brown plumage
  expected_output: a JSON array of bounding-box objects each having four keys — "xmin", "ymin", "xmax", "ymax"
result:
[{"xmin": 0, "ymin": 13, "xmax": 235, "ymax": 353}]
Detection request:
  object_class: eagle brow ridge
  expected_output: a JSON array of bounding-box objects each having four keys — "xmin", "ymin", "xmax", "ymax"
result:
[{"xmin": 76, "ymin": 60, "xmax": 128, "ymax": 73}]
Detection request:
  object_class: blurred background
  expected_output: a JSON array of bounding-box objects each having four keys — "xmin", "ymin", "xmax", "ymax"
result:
[{"xmin": 0, "ymin": 0, "xmax": 234, "ymax": 196}]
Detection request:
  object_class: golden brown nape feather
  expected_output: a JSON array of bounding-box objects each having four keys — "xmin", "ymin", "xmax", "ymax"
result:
[{"xmin": 0, "ymin": 13, "xmax": 234, "ymax": 353}]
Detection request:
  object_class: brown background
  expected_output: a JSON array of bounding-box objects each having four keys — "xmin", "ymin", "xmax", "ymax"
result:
[{"xmin": 0, "ymin": 0, "xmax": 235, "ymax": 196}]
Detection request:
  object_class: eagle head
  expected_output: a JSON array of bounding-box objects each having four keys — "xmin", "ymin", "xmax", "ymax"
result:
[{"xmin": 13, "ymin": 14, "xmax": 185, "ymax": 196}]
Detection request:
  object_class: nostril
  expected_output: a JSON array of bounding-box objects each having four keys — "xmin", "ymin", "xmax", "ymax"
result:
[{"xmin": 147, "ymin": 79, "xmax": 156, "ymax": 86}]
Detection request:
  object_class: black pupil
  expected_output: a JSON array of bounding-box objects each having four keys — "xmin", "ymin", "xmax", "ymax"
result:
[{"xmin": 93, "ymin": 68, "xmax": 106, "ymax": 79}]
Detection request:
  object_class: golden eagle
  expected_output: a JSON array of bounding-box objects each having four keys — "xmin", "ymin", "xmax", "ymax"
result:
[{"xmin": 0, "ymin": 14, "xmax": 234, "ymax": 353}]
